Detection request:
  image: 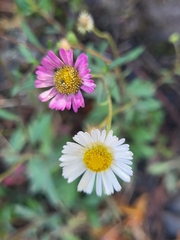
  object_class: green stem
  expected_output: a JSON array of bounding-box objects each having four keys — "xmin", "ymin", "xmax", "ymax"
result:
[
  {"xmin": 100, "ymin": 77, "xmax": 113, "ymax": 133},
  {"xmin": 173, "ymin": 43, "xmax": 180, "ymax": 74},
  {"xmin": 93, "ymin": 27, "xmax": 125, "ymax": 102},
  {"xmin": 92, "ymin": 74, "xmax": 112, "ymax": 131},
  {"xmin": 74, "ymin": 43, "xmax": 111, "ymax": 64},
  {"xmin": 93, "ymin": 27, "xmax": 119, "ymax": 59},
  {"xmin": 99, "ymin": 101, "xmax": 134, "ymax": 129}
]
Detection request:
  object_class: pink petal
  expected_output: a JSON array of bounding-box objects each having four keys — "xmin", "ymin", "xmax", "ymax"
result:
[
  {"xmin": 48, "ymin": 51, "xmax": 63, "ymax": 67},
  {"xmin": 37, "ymin": 75, "xmax": 54, "ymax": 81},
  {"xmin": 81, "ymin": 85, "xmax": 95, "ymax": 93},
  {"xmin": 72, "ymin": 100, "xmax": 78, "ymax": 112},
  {"xmin": 36, "ymin": 70, "xmax": 54, "ymax": 78},
  {"xmin": 42, "ymin": 58, "xmax": 57, "ymax": 70},
  {"xmin": 59, "ymin": 48, "xmax": 69, "ymax": 65},
  {"xmin": 35, "ymin": 80, "xmax": 54, "ymax": 88},
  {"xmin": 74, "ymin": 53, "xmax": 88, "ymax": 69},
  {"xmin": 72, "ymin": 91, "xmax": 85, "ymax": 112},
  {"xmin": 79, "ymin": 63, "xmax": 88, "ymax": 70},
  {"xmin": 49, "ymin": 95, "xmax": 58, "ymax": 109},
  {"xmin": 36, "ymin": 66, "xmax": 54, "ymax": 75},
  {"xmin": 39, "ymin": 87, "xmax": 58, "ymax": 102},
  {"xmin": 66, "ymin": 49, "xmax": 73, "ymax": 66},
  {"xmin": 65, "ymin": 95, "xmax": 72, "ymax": 110},
  {"xmin": 55, "ymin": 95, "xmax": 67, "ymax": 110},
  {"xmin": 83, "ymin": 74, "xmax": 92, "ymax": 79},
  {"xmin": 43, "ymin": 56, "xmax": 60, "ymax": 69},
  {"xmin": 79, "ymin": 68, "xmax": 91, "ymax": 78},
  {"xmin": 78, "ymin": 91, "xmax": 85, "ymax": 107},
  {"xmin": 83, "ymin": 79, "xmax": 96, "ymax": 87}
]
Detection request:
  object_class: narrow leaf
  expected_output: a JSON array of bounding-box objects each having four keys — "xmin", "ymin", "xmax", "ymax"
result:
[
  {"xmin": 109, "ymin": 46, "xmax": 145, "ymax": 70},
  {"xmin": 21, "ymin": 22, "xmax": 41, "ymax": 48},
  {"xmin": 18, "ymin": 45, "xmax": 37, "ymax": 64},
  {"xmin": 0, "ymin": 109, "xmax": 20, "ymax": 121}
]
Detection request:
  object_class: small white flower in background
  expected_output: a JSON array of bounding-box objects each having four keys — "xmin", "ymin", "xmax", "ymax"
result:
[
  {"xmin": 59, "ymin": 129, "xmax": 133, "ymax": 196},
  {"xmin": 77, "ymin": 11, "xmax": 94, "ymax": 35},
  {"xmin": 57, "ymin": 38, "xmax": 71, "ymax": 50}
]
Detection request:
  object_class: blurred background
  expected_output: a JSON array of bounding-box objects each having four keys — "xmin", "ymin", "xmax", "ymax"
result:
[{"xmin": 0, "ymin": 0, "xmax": 180, "ymax": 239}]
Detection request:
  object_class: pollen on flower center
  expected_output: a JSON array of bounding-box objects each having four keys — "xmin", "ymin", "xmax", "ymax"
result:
[
  {"xmin": 54, "ymin": 66, "xmax": 82, "ymax": 95},
  {"xmin": 83, "ymin": 144, "xmax": 113, "ymax": 172}
]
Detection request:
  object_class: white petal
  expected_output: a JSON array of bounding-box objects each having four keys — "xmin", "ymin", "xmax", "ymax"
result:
[
  {"xmin": 63, "ymin": 165, "xmax": 86, "ymax": 183},
  {"xmin": 101, "ymin": 171, "xmax": 114, "ymax": 195},
  {"xmin": 62, "ymin": 162, "xmax": 84, "ymax": 176},
  {"xmin": 66, "ymin": 142, "xmax": 83, "ymax": 149},
  {"xmin": 62, "ymin": 147, "xmax": 84, "ymax": 156},
  {"xmin": 115, "ymin": 153, "xmax": 133, "ymax": 160},
  {"xmin": 114, "ymin": 138, "xmax": 125, "ymax": 147},
  {"xmin": 73, "ymin": 131, "xmax": 89, "ymax": 147},
  {"xmin": 106, "ymin": 169, "xmax": 122, "ymax": 192},
  {"xmin": 76, "ymin": 131, "xmax": 93, "ymax": 145},
  {"xmin": 114, "ymin": 145, "xmax": 130, "ymax": 151},
  {"xmin": 111, "ymin": 165, "xmax": 131, "ymax": 182},
  {"xmin": 84, "ymin": 172, "xmax": 96, "ymax": 194},
  {"xmin": 60, "ymin": 155, "xmax": 79, "ymax": 161},
  {"xmin": 104, "ymin": 130, "xmax": 113, "ymax": 145},
  {"xmin": 96, "ymin": 173, "xmax": 102, "ymax": 196},
  {"xmin": 60, "ymin": 159, "xmax": 82, "ymax": 166},
  {"xmin": 114, "ymin": 162, "xmax": 133, "ymax": 176},
  {"xmin": 114, "ymin": 158, "xmax": 133, "ymax": 165},
  {"xmin": 77, "ymin": 170, "xmax": 94, "ymax": 192},
  {"xmin": 99, "ymin": 130, "xmax": 106, "ymax": 142},
  {"xmin": 106, "ymin": 135, "xmax": 119, "ymax": 147},
  {"xmin": 91, "ymin": 129, "xmax": 101, "ymax": 142}
]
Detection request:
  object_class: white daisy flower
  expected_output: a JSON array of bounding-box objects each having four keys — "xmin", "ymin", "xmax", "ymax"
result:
[{"xmin": 59, "ymin": 129, "xmax": 133, "ymax": 196}]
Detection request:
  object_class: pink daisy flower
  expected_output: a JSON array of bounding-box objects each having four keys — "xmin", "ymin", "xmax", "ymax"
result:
[{"xmin": 35, "ymin": 48, "xmax": 96, "ymax": 112}]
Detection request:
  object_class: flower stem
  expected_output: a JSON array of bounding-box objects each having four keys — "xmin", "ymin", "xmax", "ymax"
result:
[
  {"xmin": 74, "ymin": 43, "xmax": 111, "ymax": 64},
  {"xmin": 93, "ymin": 27, "xmax": 119, "ymax": 58},
  {"xmin": 93, "ymin": 27, "xmax": 125, "ymax": 102},
  {"xmin": 99, "ymin": 76, "xmax": 113, "ymax": 133}
]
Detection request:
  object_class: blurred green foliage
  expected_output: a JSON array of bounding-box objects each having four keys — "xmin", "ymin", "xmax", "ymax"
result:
[{"xmin": 0, "ymin": 0, "xmax": 178, "ymax": 239}]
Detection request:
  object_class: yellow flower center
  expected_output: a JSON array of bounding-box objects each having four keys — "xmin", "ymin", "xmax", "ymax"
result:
[
  {"xmin": 83, "ymin": 144, "xmax": 113, "ymax": 172},
  {"xmin": 54, "ymin": 66, "xmax": 82, "ymax": 95}
]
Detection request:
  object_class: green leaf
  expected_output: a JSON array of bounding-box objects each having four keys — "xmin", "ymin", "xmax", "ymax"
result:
[
  {"xmin": 63, "ymin": 233, "xmax": 81, "ymax": 240},
  {"xmin": 11, "ymin": 74, "xmax": 35, "ymax": 96},
  {"xmin": 18, "ymin": 45, "xmax": 37, "ymax": 64},
  {"xmin": 136, "ymin": 99, "xmax": 161, "ymax": 112},
  {"xmin": 147, "ymin": 162, "xmax": 172, "ymax": 175},
  {"xmin": 28, "ymin": 113, "xmax": 52, "ymax": 145},
  {"xmin": 38, "ymin": 0, "xmax": 53, "ymax": 12},
  {"xmin": 15, "ymin": 0, "xmax": 33, "ymax": 16},
  {"xmin": 10, "ymin": 128, "xmax": 27, "ymax": 152},
  {"xmin": 85, "ymin": 104, "xmax": 108, "ymax": 126},
  {"xmin": 164, "ymin": 172, "xmax": 177, "ymax": 192},
  {"xmin": 109, "ymin": 46, "xmax": 145, "ymax": 70},
  {"xmin": 21, "ymin": 22, "xmax": 41, "ymax": 48},
  {"xmin": 127, "ymin": 78, "xmax": 155, "ymax": 98},
  {"xmin": 105, "ymin": 74, "xmax": 121, "ymax": 103},
  {"xmin": 55, "ymin": 176, "xmax": 78, "ymax": 208},
  {"xmin": 15, "ymin": 205, "xmax": 40, "ymax": 219},
  {"xmin": 45, "ymin": 214, "xmax": 61, "ymax": 230},
  {"xmin": 0, "ymin": 109, "xmax": 20, "ymax": 122},
  {"xmin": 131, "ymin": 127, "xmax": 155, "ymax": 143},
  {"xmin": 27, "ymin": 157, "xmax": 59, "ymax": 206}
]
